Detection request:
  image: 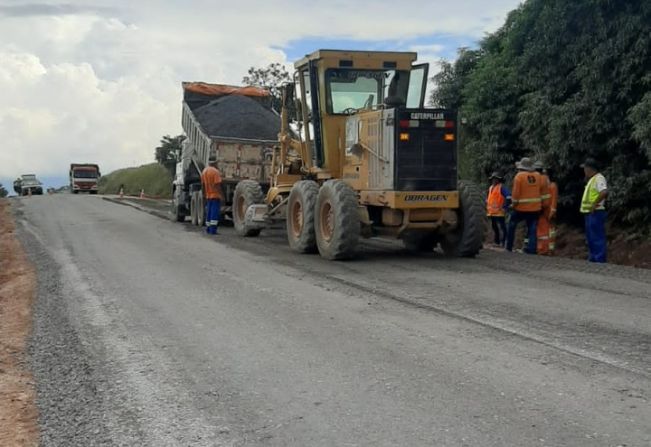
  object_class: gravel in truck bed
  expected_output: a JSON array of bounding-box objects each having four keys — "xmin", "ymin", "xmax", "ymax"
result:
[{"xmin": 193, "ymin": 95, "xmax": 280, "ymax": 141}]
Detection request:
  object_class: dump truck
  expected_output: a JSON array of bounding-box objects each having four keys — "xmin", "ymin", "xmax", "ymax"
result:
[
  {"xmin": 17, "ymin": 174, "xmax": 43, "ymax": 195},
  {"xmin": 232, "ymin": 49, "xmax": 484, "ymax": 260},
  {"xmin": 171, "ymin": 82, "xmax": 279, "ymax": 225},
  {"xmin": 69, "ymin": 163, "xmax": 101, "ymax": 194}
]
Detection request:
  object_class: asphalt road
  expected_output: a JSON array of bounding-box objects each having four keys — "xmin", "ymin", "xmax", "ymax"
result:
[{"xmin": 14, "ymin": 194, "xmax": 651, "ymax": 446}]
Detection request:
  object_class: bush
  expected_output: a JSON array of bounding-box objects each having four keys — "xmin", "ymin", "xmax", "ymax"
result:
[
  {"xmin": 431, "ymin": 0, "xmax": 651, "ymax": 232},
  {"xmin": 98, "ymin": 163, "xmax": 172, "ymax": 198}
]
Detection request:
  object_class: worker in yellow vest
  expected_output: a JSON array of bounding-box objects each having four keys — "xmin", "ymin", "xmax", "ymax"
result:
[
  {"xmin": 580, "ymin": 158, "xmax": 608, "ymax": 262},
  {"xmin": 486, "ymin": 172, "xmax": 511, "ymax": 247}
]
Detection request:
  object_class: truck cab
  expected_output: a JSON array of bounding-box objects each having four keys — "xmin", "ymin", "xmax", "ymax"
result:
[
  {"xmin": 19, "ymin": 174, "xmax": 43, "ymax": 195},
  {"xmin": 69, "ymin": 164, "xmax": 101, "ymax": 194}
]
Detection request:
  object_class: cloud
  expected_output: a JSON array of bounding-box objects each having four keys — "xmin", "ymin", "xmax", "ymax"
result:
[
  {"xmin": 0, "ymin": 2, "xmax": 116, "ymax": 18},
  {"xmin": 0, "ymin": 0, "xmax": 521, "ymax": 183}
]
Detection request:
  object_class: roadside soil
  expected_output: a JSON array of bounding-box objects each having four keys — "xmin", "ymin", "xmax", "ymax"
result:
[
  {"xmin": 0, "ymin": 199, "xmax": 38, "ymax": 446},
  {"xmin": 486, "ymin": 217, "xmax": 651, "ymax": 269}
]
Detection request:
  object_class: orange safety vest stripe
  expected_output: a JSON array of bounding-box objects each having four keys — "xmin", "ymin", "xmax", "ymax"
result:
[{"xmin": 487, "ymin": 184, "xmax": 506, "ymax": 216}]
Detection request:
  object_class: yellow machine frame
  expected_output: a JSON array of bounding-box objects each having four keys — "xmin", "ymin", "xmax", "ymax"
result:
[{"xmin": 267, "ymin": 49, "xmax": 460, "ymax": 237}]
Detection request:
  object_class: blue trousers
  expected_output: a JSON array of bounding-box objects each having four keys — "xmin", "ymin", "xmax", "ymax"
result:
[
  {"xmin": 506, "ymin": 211, "xmax": 538, "ymax": 254},
  {"xmin": 585, "ymin": 210, "xmax": 607, "ymax": 263},
  {"xmin": 205, "ymin": 199, "xmax": 221, "ymax": 234}
]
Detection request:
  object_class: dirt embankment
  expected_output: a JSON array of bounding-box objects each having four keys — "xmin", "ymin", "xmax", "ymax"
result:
[{"xmin": 0, "ymin": 199, "xmax": 38, "ymax": 446}]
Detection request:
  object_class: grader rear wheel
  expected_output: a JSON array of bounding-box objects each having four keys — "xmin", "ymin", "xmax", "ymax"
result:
[
  {"xmin": 314, "ymin": 180, "xmax": 359, "ymax": 260},
  {"xmin": 440, "ymin": 180, "xmax": 484, "ymax": 257},
  {"xmin": 233, "ymin": 180, "xmax": 264, "ymax": 237},
  {"xmin": 287, "ymin": 180, "xmax": 319, "ymax": 253}
]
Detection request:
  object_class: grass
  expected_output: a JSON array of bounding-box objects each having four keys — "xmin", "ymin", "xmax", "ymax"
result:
[{"xmin": 98, "ymin": 163, "xmax": 172, "ymax": 198}]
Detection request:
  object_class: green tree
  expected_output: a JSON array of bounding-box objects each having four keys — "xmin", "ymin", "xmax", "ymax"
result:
[
  {"xmin": 155, "ymin": 134, "xmax": 185, "ymax": 177},
  {"xmin": 0, "ymin": 183, "xmax": 7, "ymax": 198},
  {"xmin": 432, "ymin": 0, "xmax": 651, "ymax": 229},
  {"xmin": 242, "ymin": 62, "xmax": 291, "ymax": 111}
]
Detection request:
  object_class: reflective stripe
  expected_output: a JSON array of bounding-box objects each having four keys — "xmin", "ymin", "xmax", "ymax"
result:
[
  {"xmin": 538, "ymin": 236, "xmax": 550, "ymax": 240},
  {"xmin": 541, "ymin": 194, "xmax": 551, "ymax": 199},
  {"xmin": 513, "ymin": 197, "xmax": 542, "ymax": 204}
]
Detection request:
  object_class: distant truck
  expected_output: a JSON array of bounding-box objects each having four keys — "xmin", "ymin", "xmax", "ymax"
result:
[
  {"xmin": 171, "ymin": 82, "xmax": 279, "ymax": 224},
  {"xmin": 69, "ymin": 163, "xmax": 101, "ymax": 194},
  {"xmin": 16, "ymin": 174, "xmax": 43, "ymax": 195}
]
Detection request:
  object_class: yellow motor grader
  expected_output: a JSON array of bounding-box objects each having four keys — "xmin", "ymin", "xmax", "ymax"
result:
[{"xmin": 233, "ymin": 49, "xmax": 484, "ymax": 260}]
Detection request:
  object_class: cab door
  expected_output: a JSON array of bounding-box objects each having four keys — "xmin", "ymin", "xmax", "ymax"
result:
[{"xmin": 406, "ymin": 63, "xmax": 429, "ymax": 109}]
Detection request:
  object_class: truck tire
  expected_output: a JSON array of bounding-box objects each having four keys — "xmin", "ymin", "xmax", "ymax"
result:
[
  {"xmin": 171, "ymin": 201, "xmax": 186, "ymax": 222},
  {"xmin": 196, "ymin": 191, "xmax": 205, "ymax": 227},
  {"xmin": 402, "ymin": 232, "xmax": 437, "ymax": 252},
  {"xmin": 190, "ymin": 192, "xmax": 198, "ymax": 226},
  {"xmin": 314, "ymin": 180, "xmax": 360, "ymax": 260},
  {"xmin": 233, "ymin": 180, "xmax": 264, "ymax": 237},
  {"xmin": 440, "ymin": 180, "xmax": 484, "ymax": 257},
  {"xmin": 287, "ymin": 180, "xmax": 319, "ymax": 253}
]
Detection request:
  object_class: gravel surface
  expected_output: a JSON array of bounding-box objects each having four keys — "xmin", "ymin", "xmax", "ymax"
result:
[
  {"xmin": 14, "ymin": 194, "xmax": 651, "ymax": 446},
  {"xmin": 193, "ymin": 95, "xmax": 280, "ymax": 140}
]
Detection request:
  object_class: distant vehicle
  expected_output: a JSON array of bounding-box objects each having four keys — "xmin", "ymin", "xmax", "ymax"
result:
[
  {"xmin": 19, "ymin": 174, "xmax": 43, "ymax": 195},
  {"xmin": 69, "ymin": 163, "xmax": 101, "ymax": 194}
]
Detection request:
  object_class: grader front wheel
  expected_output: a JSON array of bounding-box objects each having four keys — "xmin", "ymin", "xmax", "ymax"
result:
[
  {"xmin": 287, "ymin": 180, "xmax": 319, "ymax": 253},
  {"xmin": 314, "ymin": 180, "xmax": 360, "ymax": 260}
]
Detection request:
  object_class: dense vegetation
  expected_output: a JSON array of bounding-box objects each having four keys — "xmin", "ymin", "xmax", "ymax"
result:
[
  {"xmin": 431, "ymin": 0, "xmax": 651, "ymax": 229},
  {"xmin": 98, "ymin": 163, "xmax": 172, "ymax": 198}
]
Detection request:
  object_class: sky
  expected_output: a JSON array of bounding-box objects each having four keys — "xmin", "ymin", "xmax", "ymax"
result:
[{"xmin": 0, "ymin": 0, "xmax": 522, "ymax": 190}]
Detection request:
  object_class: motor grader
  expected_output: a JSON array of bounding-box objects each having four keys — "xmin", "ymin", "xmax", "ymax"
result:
[{"xmin": 232, "ymin": 49, "xmax": 484, "ymax": 260}]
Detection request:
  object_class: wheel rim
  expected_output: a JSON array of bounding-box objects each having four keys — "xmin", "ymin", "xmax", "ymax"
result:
[
  {"xmin": 319, "ymin": 201, "xmax": 334, "ymax": 242},
  {"xmin": 290, "ymin": 199, "xmax": 303, "ymax": 238},
  {"xmin": 236, "ymin": 195, "xmax": 246, "ymax": 222}
]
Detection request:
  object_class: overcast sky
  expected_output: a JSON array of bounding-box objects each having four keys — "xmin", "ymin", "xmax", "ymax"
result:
[{"xmin": 0, "ymin": 0, "xmax": 521, "ymax": 188}]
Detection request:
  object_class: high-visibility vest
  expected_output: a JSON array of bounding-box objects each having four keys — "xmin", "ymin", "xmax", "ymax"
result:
[
  {"xmin": 512, "ymin": 171, "xmax": 544, "ymax": 212},
  {"xmin": 580, "ymin": 174, "xmax": 605, "ymax": 213},
  {"xmin": 487, "ymin": 184, "xmax": 506, "ymax": 216},
  {"xmin": 201, "ymin": 166, "xmax": 223, "ymax": 200}
]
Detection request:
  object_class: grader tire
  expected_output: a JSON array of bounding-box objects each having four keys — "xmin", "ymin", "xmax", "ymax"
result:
[
  {"xmin": 190, "ymin": 192, "xmax": 198, "ymax": 226},
  {"xmin": 233, "ymin": 180, "xmax": 264, "ymax": 237},
  {"xmin": 440, "ymin": 180, "xmax": 484, "ymax": 257},
  {"xmin": 314, "ymin": 180, "xmax": 360, "ymax": 260},
  {"xmin": 287, "ymin": 180, "xmax": 319, "ymax": 253}
]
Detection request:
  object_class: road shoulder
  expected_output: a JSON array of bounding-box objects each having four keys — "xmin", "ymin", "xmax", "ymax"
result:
[{"xmin": 0, "ymin": 199, "xmax": 38, "ymax": 447}]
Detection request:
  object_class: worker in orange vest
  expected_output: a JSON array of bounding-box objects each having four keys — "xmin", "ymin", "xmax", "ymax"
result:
[
  {"xmin": 200, "ymin": 157, "xmax": 223, "ymax": 235},
  {"xmin": 486, "ymin": 172, "xmax": 511, "ymax": 247},
  {"xmin": 535, "ymin": 164, "xmax": 558, "ymax": 255},
  {"xmin": 506, "ymin": 157, "xmax": 550, "ymax": 254}
]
